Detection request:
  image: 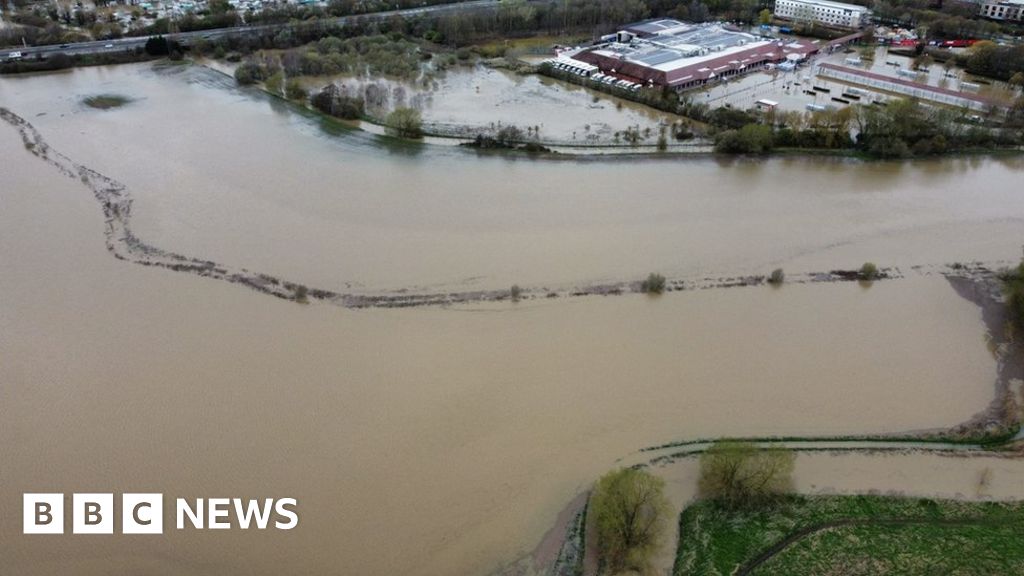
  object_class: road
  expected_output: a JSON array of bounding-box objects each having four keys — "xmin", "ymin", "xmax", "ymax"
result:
[{"xmin": 2, "ymin": 0, "xmax": 497, "ymax": 59}]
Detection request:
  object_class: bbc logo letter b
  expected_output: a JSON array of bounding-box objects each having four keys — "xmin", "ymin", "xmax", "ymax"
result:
[
  {"xmin": 73, "ymin": 493, "xmax": 114, "ymax": 534},
  {"xmin": 23, "ymin": 494, "xmax": 64, "ymax": 534}
]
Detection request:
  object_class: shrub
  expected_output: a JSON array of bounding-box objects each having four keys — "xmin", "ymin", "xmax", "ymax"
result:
[
  {"xmin": 264, "ymin": 70, "xmax": 284, "ymax": 95},
  {"xmin": 509, "ymin": 284, "xmax": 522, "ymax": 301},
  {"xmin": 714, "ymin": 124, "xmax": 774, "ymax": 154},
  {"xmin": 591, "ymin": 468, "xmax": 669, "ymax": 574},
  {"xmin": 234, "ymin": 61, "xmax": 264, "ymax": 85},
  {"xmin": 285, "ymin": 78, "xmax": 307, "ymax": 101},
  {"xmin": 769, "ymin": 268, "xmax": 785, "ymax": 285},
  {"xmin": 641, "ymin": 273, "xmax": 667, "ymax": 294},
  {"xmin": 294, "ymin": 284, "xmax": 309, "ymax": 304},
  {"xmin": 859, "ymin": 262, "xmax": 879, "ymax": 280}
]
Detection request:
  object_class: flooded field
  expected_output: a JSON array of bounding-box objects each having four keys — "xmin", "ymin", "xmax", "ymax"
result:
[
  {"xmin": 648, "ymin": 451, "xmax": 1024, "ymax": 573},
  {"xmin": 281, "ymin": 61, "xmax": 678, "ymax": 144},
  {"xmin": 0, "ymin": 62, "xmax": 1022, "ymax": 576}
]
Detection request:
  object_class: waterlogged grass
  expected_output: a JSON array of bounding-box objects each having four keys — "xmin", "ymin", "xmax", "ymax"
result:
[
  {"xmin": 83, "ymin": 94, "xmax": 131, "ymax": 109},
  {"xmin": 755, "ymin": 519, "xmax": 1024, "ymax": 575},
  {"xmin": 674, "ymin": 495, "xmax": 1024, "ymax": 576}
]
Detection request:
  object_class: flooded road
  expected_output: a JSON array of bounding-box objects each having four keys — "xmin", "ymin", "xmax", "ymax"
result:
[{"xmin": 0, "ymin": 63, "xmax": 1021, "ymax": 576}]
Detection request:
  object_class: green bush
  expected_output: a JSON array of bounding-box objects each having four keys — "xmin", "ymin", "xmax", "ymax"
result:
[
  {"xmin": 285, "ymin": 78, "xmax": 307, "ymax": 101},
  {"xmin": 264, "ymin": 70, "xmax": 284, "ymax": 95},
  {"xmin": 385, "ymin": 107, "xmax": 424, "ymax": 139},
  {"xmin": 714, "ymin": 124, "xmax": 774, "ymax": 154},
  {"xmin": 859, "ymin": 262, "xmax": 879, "ymax": 280},
  {"xmin": 769, "ymin": 268, "xmax": 785, "ymax": 285}
]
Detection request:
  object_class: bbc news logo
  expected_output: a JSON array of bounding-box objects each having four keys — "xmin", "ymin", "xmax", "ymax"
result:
[{"xmin": 23, "ymin": 494, "xmax": 298, "ymax": 534}]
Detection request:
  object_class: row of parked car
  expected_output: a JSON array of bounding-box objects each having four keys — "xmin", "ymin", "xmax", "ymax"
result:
[
  {"xmin": 546, "ymin": 59, "xmax": 644, "ymax": 92},
  {"xmin": 590, "ymin": 73, "xmax": 643, "ymax": 92}
]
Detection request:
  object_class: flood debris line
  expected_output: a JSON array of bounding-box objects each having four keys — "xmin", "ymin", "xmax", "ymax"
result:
[{"xmin": 1, "ymin": 107, "xmax": 320, "ymax": 303}]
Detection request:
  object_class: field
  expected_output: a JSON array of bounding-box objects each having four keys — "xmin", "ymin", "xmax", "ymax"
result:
[{"xmin": 674, "ymin": 495, "xmax": 1024, "ymax": 576}]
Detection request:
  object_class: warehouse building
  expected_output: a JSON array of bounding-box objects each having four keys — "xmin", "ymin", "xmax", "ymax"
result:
[{"xmin": 563, "ymin": 20, "xmax": 819, "ymax": 92}]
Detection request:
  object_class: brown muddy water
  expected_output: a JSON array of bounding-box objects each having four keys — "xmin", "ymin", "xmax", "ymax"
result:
[{"xmin": 0, "ymin": 62, "xmax": 1021, "ymax": 576}]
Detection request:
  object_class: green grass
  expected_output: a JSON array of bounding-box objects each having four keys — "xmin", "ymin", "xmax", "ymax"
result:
[
  {"xmin": 756, "ymin": 520, "xmax": 1024, "ymax": 575},
  {"xmin": 83, "ymin": 94, "xmax": 131, "ymax": 109},
  {"xmin": 674, "ymin": 495, "xmax": 1024, "ymax": 576}
]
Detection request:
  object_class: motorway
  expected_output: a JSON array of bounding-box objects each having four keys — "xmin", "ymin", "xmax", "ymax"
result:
[{"xmin": 2, "ymin": 0, "xmax": 497, "ymax": 59}]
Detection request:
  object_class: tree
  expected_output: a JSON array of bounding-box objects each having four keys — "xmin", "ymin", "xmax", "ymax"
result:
[
  {"xmin": 641, "ymin": 273, "xmax": 666, "ymax": 294},
  {"xmin": 385, "ymin": 107, "xmax": 423, "ymax": 139},
  {"xmin": 311, "ymin": 84, "xmax": 364, "ymax": 119},
  {"xmin": 698, "ymin": 441, "xmax": 794, "ymax": 509},
  {"xmin": 591, "ymin": 468, "xmax": 669, "ymax": 574},
  {"xmin": 859, "ymin": 262, "xmax": 879, "ymax": 280},
  {"xmin": 144, "ymin": 35, "xmax": 169, "ymax": 56},
  {"xmin": 714, "ymin": 124, "xmax": 773, "ymax": 154},
  {"xmin": 758, "ymin": 8, "xmax": 771, "ymax": 25},
  {"xmin": 208, "ymin": 0, "xmax": 232, "ymax": 15},
  {"xmin": 769, "ymin": 268, "xmax": 785, "ymax": 285},
  {"xmin": 293, "ymin": 284, "xmax": 309, "ymax": 304}
]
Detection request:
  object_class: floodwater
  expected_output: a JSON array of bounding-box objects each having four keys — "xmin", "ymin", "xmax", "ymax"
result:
[
  {"xmin": 0, "ymin": 63, "xmax": 1021, "ymax": 576},
  {"xmin": 4, "ymin": 64, "xmax": 1024, "ymax": 295},
  {"xmin": 285, "ymin": 62, "xmax": 679, "ymax": 144}
]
